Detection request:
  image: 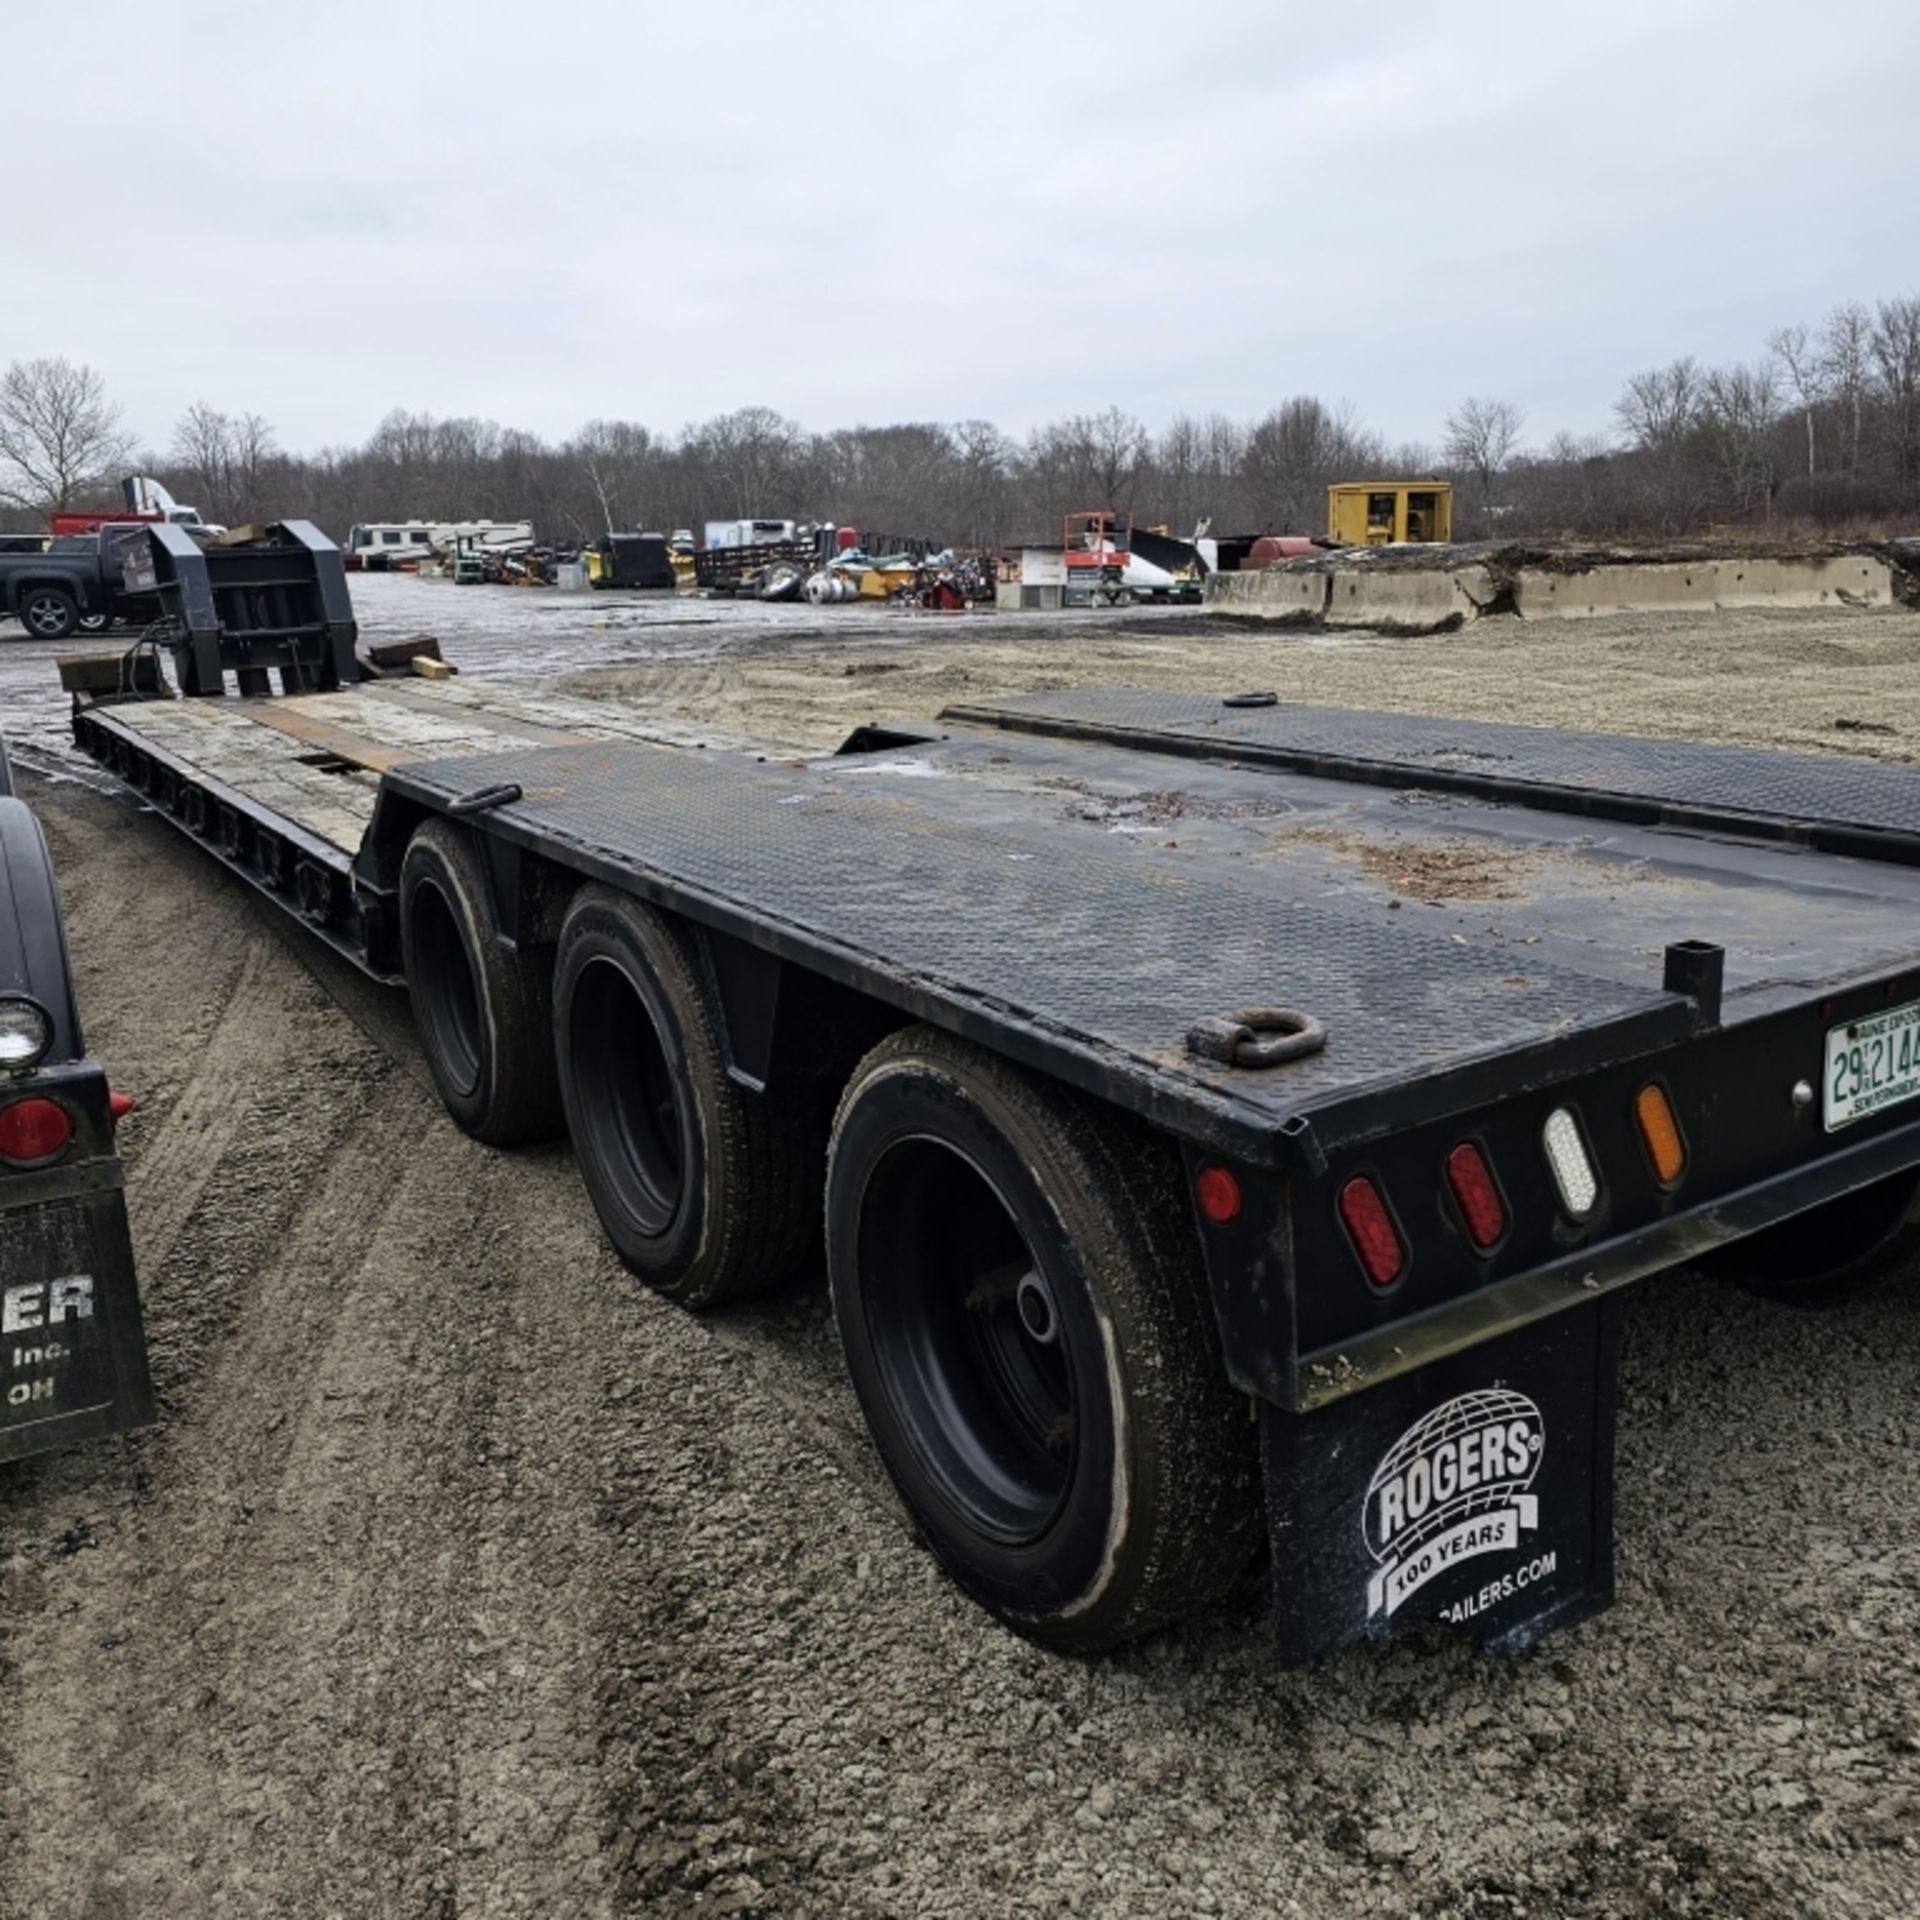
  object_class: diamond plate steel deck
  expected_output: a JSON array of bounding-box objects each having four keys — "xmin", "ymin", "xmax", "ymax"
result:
[
  {"xmin": 383, "ymin": 737, "xmax": 1692, "ymax": 1162},
  {"xmin": 942, "ymin": 690, "xmax": 1920, "ymax": 863}
]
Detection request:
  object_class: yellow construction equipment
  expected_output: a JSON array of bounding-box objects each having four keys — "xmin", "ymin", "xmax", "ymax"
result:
[{"xmin": 1326, "ymin": 480, "xmax": 1452, "ymax": 546}]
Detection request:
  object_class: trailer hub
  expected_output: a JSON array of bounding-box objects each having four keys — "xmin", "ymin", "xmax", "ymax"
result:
[{"xmin": 1015, "ymin": 1269, "xmax": 1059, "ymax": 1346}]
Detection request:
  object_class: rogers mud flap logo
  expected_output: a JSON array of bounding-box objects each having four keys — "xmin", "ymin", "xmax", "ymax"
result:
[{"xmin": 1364, "ymin": 1389, "xmax": 1551, "ymax": 1621}]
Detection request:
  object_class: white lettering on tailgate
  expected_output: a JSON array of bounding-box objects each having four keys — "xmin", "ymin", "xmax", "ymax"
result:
[{"xmin": 2, "ymin": 1276, "xmax": 94, "ymax": 1335}]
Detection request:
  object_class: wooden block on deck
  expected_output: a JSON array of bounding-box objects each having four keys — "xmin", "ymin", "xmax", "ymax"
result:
[
  {"xmin": 366, "ymin": 633, "xmax": 448, "ymax": 671},
  {"xmin": 58, "ymin": 651, "xmax": 163, "ymax": 695},
  {"xmin": 409, "ymin": 655, "xmax": 452, "ymax": 681}
]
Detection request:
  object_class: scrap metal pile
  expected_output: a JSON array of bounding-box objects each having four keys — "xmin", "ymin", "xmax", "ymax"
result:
[
  {"xmin": 692, "ymin": 527, "xmax": 990, "ymax": 609},
  {"xmin": 356, "ymin": 512, "xmax": 998, "ymax": 607}
]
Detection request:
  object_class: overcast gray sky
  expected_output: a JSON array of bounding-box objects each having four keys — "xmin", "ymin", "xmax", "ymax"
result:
[{"xmin": 12, "ymin": 0, "xmax": 1915, "ymax": 457}]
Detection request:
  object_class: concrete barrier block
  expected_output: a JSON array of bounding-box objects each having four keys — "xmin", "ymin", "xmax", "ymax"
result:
[
  {"xmin": 1708, "ymin": 556, "xmax": 1892, "ymax": 608},
  {"xmin": 1514, "ymin": 564, "xmax": 1718, "ymax": 619},
  {"xmin": 1204, "ymin": 568, "xmax": 1329, "ymax": 619},
  {"xmin": 1323, "ymin": 565, "xmax": 1494, "ymax": 630},
  {"xmin": 1516, "ymin": 556, "xmax": 1894, "ymax": 619}
]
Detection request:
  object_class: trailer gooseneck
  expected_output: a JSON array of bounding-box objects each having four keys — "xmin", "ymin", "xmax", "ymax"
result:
[{"xmin": 66, "ymin": 527, "xmax": 1920, "ymax": 1661}]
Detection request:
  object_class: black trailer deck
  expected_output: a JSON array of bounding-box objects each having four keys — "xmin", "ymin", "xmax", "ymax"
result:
[
  {"xmin": 78, "ymin": 681, "xmax": 1920, "ymax": 1151},
  {"xmin": 74, "ymin": 683, "xmax": 1920, "ymax": 1036},
  {"xmin": 76, "ymin": 678, "xmax": 1920, "ymax": 1284},
  {"xmin": 68, "ymin": 677, "xmax": 1920, "ymax": 1658}
]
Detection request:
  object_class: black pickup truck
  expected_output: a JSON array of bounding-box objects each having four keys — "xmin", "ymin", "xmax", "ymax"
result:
[
  {"xmin": 0, "ymin": 737, "xmax": 154, "ymax": 1462},
  {"xmin": 0, "ymin": 525, "xmax": 159, "ymax": 640}
]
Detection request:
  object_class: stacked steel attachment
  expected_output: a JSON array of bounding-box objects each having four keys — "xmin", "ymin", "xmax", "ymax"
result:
[{"xmin": 131, "ymin": 520, "xmax": 359, "ymax": 697}]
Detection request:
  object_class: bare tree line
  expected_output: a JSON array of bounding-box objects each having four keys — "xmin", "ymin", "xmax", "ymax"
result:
[
  {"xmin": 1584, "ymin": 297, "xmax": 1920, "ymax": 536},
  {"xmin": 3, "ymin": 293, "xmax": 1918, "ymax": 548}
]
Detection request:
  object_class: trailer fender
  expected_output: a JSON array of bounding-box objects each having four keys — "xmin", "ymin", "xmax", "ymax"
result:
[
  {"xmin": 475, "ymin": 832, "xmax": 575, "ymax": 952},
  {"xmin": 694, "ymin": 928, "xmax": 907, "ymax": 1100},
  {"xmin": 701, "ymin": 928, "xmax": 783, "ymax": 1091},
  {"xmin": 358, "ymin": 785, "xmax": 438, "ymax": 893}
]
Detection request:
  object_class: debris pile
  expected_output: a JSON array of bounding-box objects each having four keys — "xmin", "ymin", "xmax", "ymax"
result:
[{"xmin": 689, "ymin": 526, "xmax": 990, "ymax": 608}]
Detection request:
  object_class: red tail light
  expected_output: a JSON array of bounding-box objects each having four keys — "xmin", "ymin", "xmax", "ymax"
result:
[
  {"xmin": 1444, "ymin": 1142, "xmax": 1507, "ymax": 1250},
  {"xmin": 1338, "ymin": 1176, "xmax": 1405, "ymax": 1288},
  {"xmin": 1194, "ymin": 1164, "xmax": 1242, "ymax": 1225},
  {"xmin": 0, "ymin": 1097, "xmax": 73, "ymax": 1166}
]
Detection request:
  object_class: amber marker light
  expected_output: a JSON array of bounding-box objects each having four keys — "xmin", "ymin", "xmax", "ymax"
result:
[{"xmin": 1634, "ymin": 1083, "xmax": 1687, "ymax": 1187}]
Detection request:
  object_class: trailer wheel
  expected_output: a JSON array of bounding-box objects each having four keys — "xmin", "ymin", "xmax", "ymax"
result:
[
  {"xmin": 826, "ymin": 1027, "xmax": 1260, "ymax": 1650},
  {"xmin": 1707, "ymin": 1168, "xmax": 1920, "ymax": 1306},
  {"xmin": 400, "ymin": 818, "xmax": 562, "ymax": 1146},
  {"xmin": 553, "ymin": 886, "xmax": 820, "ymax": 1308},
  {"xmin": 18, "ymin": 587, "xmax": 80, "ymax": 640}
]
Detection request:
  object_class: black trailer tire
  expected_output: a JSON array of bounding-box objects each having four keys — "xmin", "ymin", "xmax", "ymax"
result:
[
  {"xmin": 399, "ymin": 817, "xmax": 562, "ymax": 1147},
  {"xmin": 826, "ymin": 1026, "xmax": 1261, "ymax": 1651},
  {"xmin": 1707, "ymin": 1168, "xmax": 1920, "ymax": 1306},
  {"xmin": 18, "ymin": 587, "xmax": 80, "ymax": 640},
  {"xmin": 552, "ymin": 885, "xmax": 820, "ymax": 1309}
]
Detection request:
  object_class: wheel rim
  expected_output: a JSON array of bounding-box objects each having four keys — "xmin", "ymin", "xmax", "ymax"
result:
[
  {"xmin": 857, "ymin": 1136, "xmax": 1076, "ymax": 1544},
  {"xmin": 568, "ymin": 954, "xmax": 684, "ymax": 1236},
  {"xmin": 410, "ymin": 877, "xmax": 484, "ymax": 1098},
  {"xmin": 24, "ymin": 596, "xmax": 69, "ymax": 636}
]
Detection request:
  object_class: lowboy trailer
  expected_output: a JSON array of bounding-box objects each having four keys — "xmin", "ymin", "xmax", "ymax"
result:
[{"xmin": 64, "ymin": 573, "xmax": 1920, "ymax": 1660}]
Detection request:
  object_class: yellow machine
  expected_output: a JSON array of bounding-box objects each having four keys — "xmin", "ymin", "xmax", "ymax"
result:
[{"xmin": 1326, "ymin": 480, "xmax": 1453, "ymax": 546}]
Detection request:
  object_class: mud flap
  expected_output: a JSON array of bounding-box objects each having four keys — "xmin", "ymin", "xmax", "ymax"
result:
[
  {"xmin": 0, "ymin": 1187, "xmax": 155, "ymax": 1466},
  {"xmin": 1262, "ymin": 1298, "xmax": 1620, "ymax": 1663}
]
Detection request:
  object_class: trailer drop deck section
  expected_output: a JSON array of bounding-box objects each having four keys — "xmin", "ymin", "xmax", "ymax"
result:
[{"xmin": 71, "ymin": 679, "xmax": 1920, "ymax": 1660}]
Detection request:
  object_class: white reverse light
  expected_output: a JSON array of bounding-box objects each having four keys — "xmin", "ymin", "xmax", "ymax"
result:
[
  {"xmin": 1542, "ymin": 1107, "xmax": 1599, "ymax": 1219},
  {"xmin": 0, "ymin": 996, "xmax": 54, "ymax": 1071}
]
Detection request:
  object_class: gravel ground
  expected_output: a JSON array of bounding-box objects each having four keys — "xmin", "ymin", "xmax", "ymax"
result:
[{"xmin": 1, "ymin": 579, "xmax": 1917, "ymax": 1918}]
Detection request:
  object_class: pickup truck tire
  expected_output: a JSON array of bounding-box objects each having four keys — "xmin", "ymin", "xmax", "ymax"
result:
[
  {"xmin": 1708, "ymin": 1167, "xmax": 1920, "ymax": 1306},
  {"xmin": 825, "ymin": 1026, "xmax": 1261, "ymax": 1650},
  {"xmin": 400, "ymin": 818, "xmax": 563, "ymax": 1147},
  {"xmin": 553, "ymin": 886, "xmax": 820, "ymax": 1309},
  {"xmin": 18, "ymin": 587, "xmax": 80, "ymax": 640},
  {"xmin": 78, "ymin": 612, "xmax": 110, "ymax": 634}
]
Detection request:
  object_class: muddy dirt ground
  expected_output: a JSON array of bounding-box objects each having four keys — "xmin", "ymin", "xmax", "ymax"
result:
[{"xmin": 2, "ymin": 578, "xmax": 1917, "ymax": 1918}]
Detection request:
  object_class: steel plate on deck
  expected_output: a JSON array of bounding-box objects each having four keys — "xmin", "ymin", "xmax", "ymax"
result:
[{"xmin": 944, "ymin": 690, "xmax": 1920, "ymax": 857}]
